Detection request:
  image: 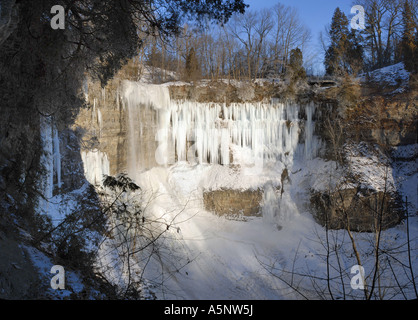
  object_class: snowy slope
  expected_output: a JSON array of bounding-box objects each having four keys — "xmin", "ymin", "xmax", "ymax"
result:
[
  {"xmin": 392, "ymin": 144, "xmax": 418, "ymax": 214},
  {"xmin": 73, "ymin": 77, "xmax": 417, "ymax": 300},
  {"xmin": 90, "ymin": 78, "xmax": 417, "ymax": 300},
  {"xmin": 95, "ymin": 152, "xmax": 418, "ymax": 300},
  {"xmin": 358, "ymin": 62, "xmax": 410, "ymax": 92},
  {"xmin": 123, "ymin": 161, "xmax": 322, "ymax": 300}
]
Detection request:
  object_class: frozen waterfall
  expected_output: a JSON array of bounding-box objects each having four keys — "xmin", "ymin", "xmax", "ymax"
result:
[
  {"xmin": 79, "ymin": 96, "xmax": 110, "ymax": 186},
  {"xmin": 121, "ymin": 81, "xmax": 322, "ymax": 180},
  {"xmin": 81, "ymin": 150, "xmax": 110, "ymax": 186}
]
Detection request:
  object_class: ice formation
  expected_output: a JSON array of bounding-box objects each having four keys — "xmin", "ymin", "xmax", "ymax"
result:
[
  {"xmin": 97, "ymin": 108, "xmax": 102, "ymax": 137},
  {"xmin": 39, "ymin": 115, "xmax": 62, "ymax": 214},
  {"xmin": 81, "ymin": 149, "xmax": 110, "ymax": 186},
  {"xmin": 121, "ymin": 81, "xmax": 321, "ymax": 179},
  {"xmin": 40, "ymin": 116, "xmax": 54, "ymax": 201},
  {"xmin": 80, "ymin": 96, "xmax": 110, "ymax": 186}
]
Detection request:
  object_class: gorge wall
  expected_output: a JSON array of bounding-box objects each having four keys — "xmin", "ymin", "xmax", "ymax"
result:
[
  {"xmin": 75, "ymin": 78, "xmax": 323, "ymax": 182},
  {"xmin": 72, "ymin": 74, "xmax": 416, "ymax": 230}
]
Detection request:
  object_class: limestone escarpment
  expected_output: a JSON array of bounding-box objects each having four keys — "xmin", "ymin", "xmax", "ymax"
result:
[
  {"xmin": 344, "ymin": 95, "xmax": 417, "ymax": 147},
  {"xmin": 74, "ymin": 69, "xmax": 416, "ymax": 232},
  {"xmin": 74, "ymin": 79, "xmax": 129, "ymax": 176}
]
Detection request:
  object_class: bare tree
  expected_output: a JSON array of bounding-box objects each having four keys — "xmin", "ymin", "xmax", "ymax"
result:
[
  {"xmin": 255, "ymin": 110, "xmax": 417, "ymax": 300},
  {"xmin": 130, "ymin": 3, "xmax": 311, "ymax": 83},
  {"xmin": 253, "ymin": 9, "xmax": 274, "ymax": 79},
  {"xmin": 271, "ymin": 4, "xmax": 311, "ymax": 76},
  {"xmin": 94, "ymin": 174, "xmax": 195, "ymax": 299},
  {"xmin": 355, "ymin": 0, "xmax": 405, "ymax": 69},
  {"xmin": 227, "ymin": 10, "xmax": 259, "ymax": 81}
]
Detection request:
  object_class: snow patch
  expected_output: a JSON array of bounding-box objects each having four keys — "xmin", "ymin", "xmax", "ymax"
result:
[{"xmin": 358, "ymin": 62, "xmax": 410, "ymax": 88}]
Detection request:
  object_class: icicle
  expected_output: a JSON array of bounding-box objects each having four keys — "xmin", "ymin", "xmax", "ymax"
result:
[
  {"xmin": 121, "ymin": 81, "xmax": 321, "ymax": 175},
  {"xmin": 262, "ymin": 183, "xmax": 280, "ymax": 224},
  {"xmin": 116, "ymin": 88, "xmax": 121, "ymax": 110},
  {"xmin": 220, "ymin": 128, "xmax": 230, "ymax": 165},
  {"xmin": 122, "ymin": 81, "xmax": 171, "ymax": 178},
  {"xmin": 97, "ymin": 108, "xmax": 102, "ymax": 137},
  {"xmin": 92, "ymin": 98, "xmax": 97, "ymax": 138},
  {"xmin": 83, "ymin": 78, "xmax": 89, "ymax": 102},
  {"xmin": 38, "ymin": 116, "xmax": 54, "ymax": 216},
  {"xmin": 304, "ymin": 102, "xmax": 320, "ymax": 160},
  {"xmin": 40, "ymin": 116, "xmax": 54, "ymax": 199}
]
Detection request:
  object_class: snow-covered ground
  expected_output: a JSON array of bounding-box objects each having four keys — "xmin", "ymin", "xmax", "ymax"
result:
[
  {"xmin": 94, "ymin": 79, "xmax": 417, "ymax": 300},
  {"xmin": 358, "ymin": 62, "xmax": 410, "ymax": 94},
  {"xmin": 392, "ymin": 144, "xmax": 418, "ymax": 214},
  {"xmin": 95, "ymin": 150, "xmax": 418, "ymax": 300},
  {"xmin": 102, "ymin": 159, "xmax": 322, "ymax": 300},
  {"xmin": 33, "ymin": 78, "xmax": 417, "ymax": 300},
  {"xmin": 34, "ymin": 128, "xmax": 417, "ymax": 299}
]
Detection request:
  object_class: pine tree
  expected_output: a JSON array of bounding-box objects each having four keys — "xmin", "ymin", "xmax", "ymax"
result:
[
  {"xmin": 185, "ymin": 47, "xmax": 201, "ymax": 82},
  {"xmin": 288, "ymin": 48, "xmax": 306, "ymax": 81},
  {"xmin": 401, "ymin": 0, "xmax": 417, "ymax": 73},
  {"xmin": 325, "ymin": 8, "xmax": 351, "ymax": 76},
  {"xmin": 325, "ymin": 7, "xmax": 365, "ymax": 76},
  {"xmin": 347, "ymin": 29, "xmax": 364, "ymax": 75}
]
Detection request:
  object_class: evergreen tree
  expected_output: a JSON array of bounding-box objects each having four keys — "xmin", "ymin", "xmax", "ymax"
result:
[
  {"xmin": 325, "ymin": 8, "xmax": 351, "ymax": 76},
  {"xmin": 288, "ymin": 48, "xmax": 306, "ymax": 81},
  {"xmin": 325, "ymin": 7, "xmax": 364, "ymax": 76},
  {"xmin": 402, "ymin": 0, "xmax": 417, "ymax": 73},
  {"xmin": 185, "ymin": 47, "xmax": 201, "ymax": 82},
  {"xmin": 347, "ymin": 29, "xmax": 364, "ymax": 75}
]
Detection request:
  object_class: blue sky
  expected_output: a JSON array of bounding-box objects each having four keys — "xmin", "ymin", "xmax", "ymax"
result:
[{"xmin": 244, "ymin": 0, "xmax": 355, "ymax": 74}]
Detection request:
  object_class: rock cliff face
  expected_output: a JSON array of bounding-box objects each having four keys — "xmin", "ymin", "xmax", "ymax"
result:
[
  {"xmin": 74, "ymin": 71, "xmax": 416, "ymax": 231},
  {"xmin": 75, "ymin": 80, "xmax": 264, "ymax": 176},
  {"xmin": 310, "ymin": 88, "xmax": 416, "ymax": 230},
  {"xmin": 345, "ymin": 95, "xmax": 417, "ymax": 147},
  {"xmin": 310, "ymin": 188, "xmax": 404, "ymax": 232},
  {"xmin": 203, "ymin": 189, "xmax": 263, "ymax": 217},
  {"xmin": 74, "ymin": 77, "xmax": 317, "ymax": 219},
  {"xmin": 74, "ymin": 77, "xmax": 317, "ymax": 177},
  {"xmin": 75, "ymin": 79, "xmax": 129, "ymax": 176}
]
